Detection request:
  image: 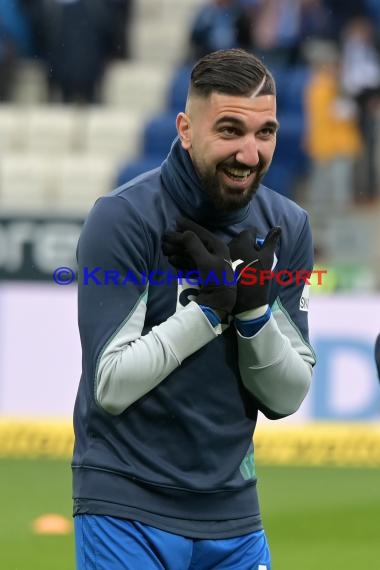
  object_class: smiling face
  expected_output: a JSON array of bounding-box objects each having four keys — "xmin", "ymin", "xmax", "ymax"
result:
[{"xmin": 176, "ymin": 91, "xmax": 278, "ymax": 211}]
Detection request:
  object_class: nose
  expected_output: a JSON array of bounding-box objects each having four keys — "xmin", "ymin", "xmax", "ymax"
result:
[{"xmin": 235, "ymin": 136, "xmax": 260, "ymax": 168}]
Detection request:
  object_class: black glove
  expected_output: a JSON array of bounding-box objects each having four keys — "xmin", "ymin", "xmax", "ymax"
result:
[
  {"xmin": 229, "ymin": 226, "xmax": 281, "ymax": 314},
  {"xmin": 162, "ymin": 217, "xmax": 236, "ymax": 314}
]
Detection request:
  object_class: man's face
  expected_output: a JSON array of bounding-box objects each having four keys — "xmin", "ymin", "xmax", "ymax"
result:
[{"xmin": 177, "ymin": 91, "xmax": 278, "ymax": 211}]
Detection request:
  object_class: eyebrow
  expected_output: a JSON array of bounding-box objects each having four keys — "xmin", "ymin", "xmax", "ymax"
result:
[{"xmin": 214, "ymin": 116, "xmax": 280, "ymax": 131}]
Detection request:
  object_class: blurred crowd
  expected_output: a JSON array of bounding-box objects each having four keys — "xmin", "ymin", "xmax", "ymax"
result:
[
  {"xmin": 0, "ymin": 0, "xmax": 133, "ymax": 104},
  {"xmin": 188, "ymin": 0, "xmax": 380, "ymax": 210},
  {"xmin": 188, "ymin": 0, "xmax": 380, "ymax": 67},
  {"xmin": 1, "ymin": 0, "xmax": 380, "ymax": 216}
]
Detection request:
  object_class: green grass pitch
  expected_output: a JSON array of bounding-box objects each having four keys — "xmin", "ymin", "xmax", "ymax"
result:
[{"xmin": 1, "ymin": 459, "xmax": 379, "ymax": 569}]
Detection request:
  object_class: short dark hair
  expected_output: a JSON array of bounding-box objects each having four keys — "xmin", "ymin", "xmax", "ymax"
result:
[{"xmin": 190, "ymin": 49, "xmax": 276, "ymax": 98}]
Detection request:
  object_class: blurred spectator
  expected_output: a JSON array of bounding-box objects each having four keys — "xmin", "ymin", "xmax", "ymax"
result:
[
  {"xmin": 249, "ymin": 0, "xmax": 303, "ymax": 67},
  {"xmin": 0, "ymin": 0, "xmax": 32, "ymax": 101},
  {"xmin": 187, "ymin": 0, "xmax": 251, "ymax": 62},
  {"xmin": 298, "ymin": 0, "xmax": 334, "ymax": 45},
  {"xmin": 364, "ymin": 0, "xmax": 380, "ymax": 33},
  {"xmin": 105, "ymin": 0, "xmax": 134, "ymax": 60},
  {"xmin": 21, "ymin": 0, "xmax": 45, "ymax": 59},
  {"xmin": 324, "ymin": 0, "xmax": 368, "ymax": 40},
  {"xmin": 303, "ymin": 40, "xmax": 362, "ymax": 216},
  {"xmin": 375, "ymin": 334, "xmax": 380, "ymax": 381},
  {"xmin": 340, "ymin": 17, "xmax": 380, "ymax": 203},
  {"xmin": 34, "ymin": 0, "xmax": 116, "ymax": 104},
  {"xmin": 250, "ymin": 0, "xmax": 338, "ymax": 68}
]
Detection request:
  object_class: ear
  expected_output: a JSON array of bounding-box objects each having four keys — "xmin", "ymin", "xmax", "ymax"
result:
[{"xmin": 176, "ymin": 112, "xmax": 192, "ymax": 150}]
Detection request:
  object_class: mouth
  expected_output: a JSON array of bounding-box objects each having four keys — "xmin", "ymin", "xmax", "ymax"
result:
[{"xmin": 220, "ymin": 166, "xmax": 256, "ymax": 189}]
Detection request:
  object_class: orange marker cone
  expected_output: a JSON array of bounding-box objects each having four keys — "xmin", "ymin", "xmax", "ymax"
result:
[{"xmin": 32, "ymin": 513, "xmax": 72, "ymax": 535}]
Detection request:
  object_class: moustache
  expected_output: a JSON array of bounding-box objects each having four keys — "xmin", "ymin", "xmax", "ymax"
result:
[{"xmin": 219, "ymin": 160, "xmax": 262, "ymax": 172}]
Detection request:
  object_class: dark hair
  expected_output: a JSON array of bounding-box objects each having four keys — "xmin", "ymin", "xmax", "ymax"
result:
[{"xmin": 190, "ymin": 49, "xmax": 276, "ymax": 98}]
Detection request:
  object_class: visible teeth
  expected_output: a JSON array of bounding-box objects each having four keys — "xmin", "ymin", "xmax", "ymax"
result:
[{"xmin": 225, "ymin": 167, "xmax": 252, "ymax": 178}]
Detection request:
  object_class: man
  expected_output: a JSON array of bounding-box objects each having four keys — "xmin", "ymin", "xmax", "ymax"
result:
[
  {"xmin": 73, "ymin": 48, "xmax": 316, "ymax": 569},
  {"xmin": 188, "ymin": 0, "xmax": 251, "ymax": 62},
  {"xmin": 0, "ymin": 0, "xmax": 32, "ymax": 101},
  {"xmin": 36, "ymin": 0, "xmax": 110, "ymax": 104},
  {"xmin": 375, "ymin": 334, "xmax": 380, "ymax": 381}
]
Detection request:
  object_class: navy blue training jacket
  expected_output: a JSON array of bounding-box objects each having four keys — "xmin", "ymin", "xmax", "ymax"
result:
[{"xmin": 72, "ymin": 139, "xmax": 315, "ymax": 539}]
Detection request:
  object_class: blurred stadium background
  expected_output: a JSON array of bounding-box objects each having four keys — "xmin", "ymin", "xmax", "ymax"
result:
[{"xmin": 1, "ymin": 0, "xmax": 380, "ymax": 568}]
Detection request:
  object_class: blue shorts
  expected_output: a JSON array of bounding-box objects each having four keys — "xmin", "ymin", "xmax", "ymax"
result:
[{"xmin": 74, "ymin": 515, "xmax": 271, "ymax": 570}]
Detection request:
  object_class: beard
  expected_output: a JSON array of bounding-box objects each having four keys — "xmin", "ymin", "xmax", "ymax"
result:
[{"xmin": 194, "ymin": 156, "xmax": 268, "ymax": 212}]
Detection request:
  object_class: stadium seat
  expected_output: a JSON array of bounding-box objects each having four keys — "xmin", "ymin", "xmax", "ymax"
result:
[
  {"xmin": 114, "ymin": 155, "xmax": 162, "ymax": 188},
  {"xmin": 136, "ymin": 0, "xmax": 205, "ymax": 24},
  {"xmin": 263, "ymin": 109, "xmax": 310, "ymax": 198},
  {"xmin": 272, "ymin": 65, "xmax": 311, "ymax": 114},
  {"xmin": 22, "ymin": 106, "xmax": 82, "ymax": 154},
  {"xmin": 0, "ymin": 153, "xmax": 57, "ymax": 211},
  {"xmin": 142, "ymin": 113, "xmax": 178, "ymax": 159},
  {"xmin": 11, "ymin": 60, "xmax": 48, "ymax": 104},
  {"xmin": 0, "ymin": 106, "xmax": 26, "ymax": 152},
  {"xmin": 82, "ymin": 108, "xmax": 145, "ymax": 160},
  {"xmin": 54, "ymin": 155, "xmax": 118, "ymax": 214},
  {"xmin": 167, "ymin": 65, "xmax": 192, "ymax": 113},
  {"xmin": 262, "ymin": 159, "xmax": 298, "ymax": 199},
  {"xmin": 130, "ymin": 20, "xmax": 187, "ymax": 64},
  {"xmin": 103, "ymin": 61, "xmax": 172, "ymax": 113},
  {"xmin": 276, "ymin": 111, "xmax": 309, "ymax": 175}
]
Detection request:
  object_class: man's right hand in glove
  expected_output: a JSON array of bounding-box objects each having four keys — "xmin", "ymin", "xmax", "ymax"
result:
[{"xmin": 162, "ymin": 217, "xmax": 236, "ymax": 317}]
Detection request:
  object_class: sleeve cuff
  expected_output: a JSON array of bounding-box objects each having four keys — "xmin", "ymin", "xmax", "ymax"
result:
[
  {"xmin": 235, "ymin": 306, "xmax": 271, "ymax": 337},
  {"xmin": 199, "ymin": 305, "xmax": 222, "ymax": 327}
]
